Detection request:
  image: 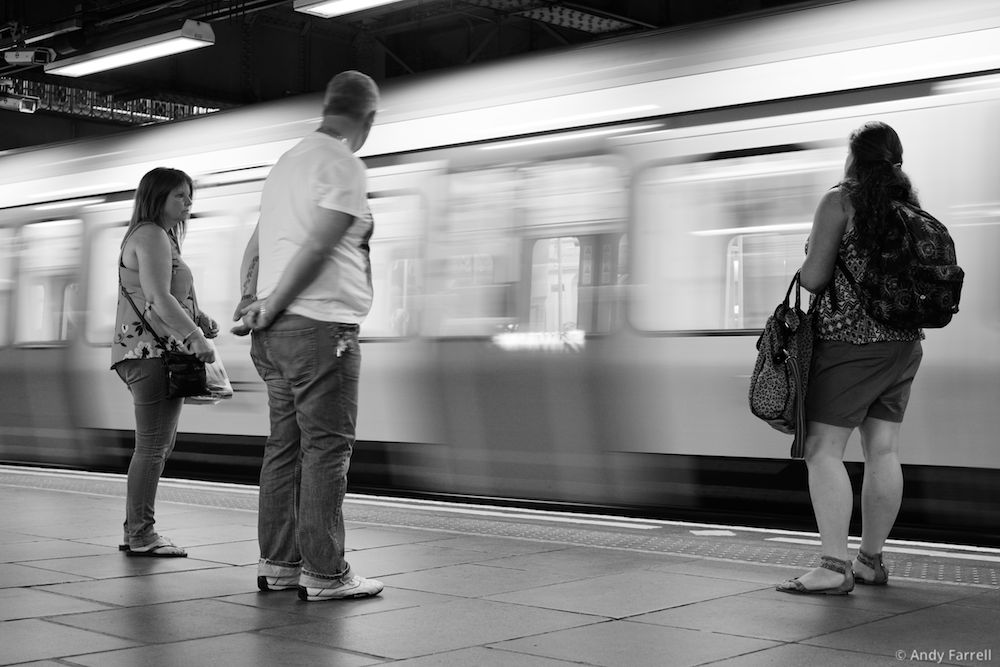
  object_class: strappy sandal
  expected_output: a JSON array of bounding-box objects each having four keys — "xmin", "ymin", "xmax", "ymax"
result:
[
  {"xmin": 776, "ymin": 555, "xmax": 855, "ymax": 595},
  {"xmin": 854, "ymin": 549, "xmax": 888, "ymax": 585},
  {"xmin": 125, "ymin": 536, "xmax": 187, "ymax": 558}
]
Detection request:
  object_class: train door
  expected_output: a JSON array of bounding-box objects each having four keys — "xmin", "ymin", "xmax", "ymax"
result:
[
  {"xmin": 338, "ymin": 160, "xmax": 448, "ymax": 491},
  {"xmin": 0, "ymin": 217, "xmax": 86, "ymax": 465},
  {"xmin": 423, "ymin": 153, "xmax": 629, "ymax": 503}
]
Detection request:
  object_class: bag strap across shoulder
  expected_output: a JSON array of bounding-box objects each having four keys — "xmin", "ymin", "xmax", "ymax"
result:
[
  {"xmin": 117, "ymin": 222, "xmax": 198, "ymax": 348},
  {"xmin": 119, "ymin": 283, "xmax": 171, "ymax": 351}
]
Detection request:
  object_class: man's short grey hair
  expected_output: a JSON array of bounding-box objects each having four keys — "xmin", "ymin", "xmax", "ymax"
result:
[{"xmin": 322, "ymin": 70, "xmax": 380, "ymax": 120}]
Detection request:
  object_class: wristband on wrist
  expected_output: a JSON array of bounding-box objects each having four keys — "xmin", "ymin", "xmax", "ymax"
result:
[{"xmin": 182, "ymin": 327, "xmax": 200, "ymax": 343}]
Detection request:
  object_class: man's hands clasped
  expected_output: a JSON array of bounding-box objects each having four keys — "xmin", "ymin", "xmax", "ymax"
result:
[{"xmin": 231, "ymin": 295, "xmax": 275, "ymax": 336}]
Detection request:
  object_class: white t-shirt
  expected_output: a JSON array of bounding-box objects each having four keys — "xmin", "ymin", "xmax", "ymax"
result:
[{"xmin": 256, "ymin": 132, "xmax": 373, "ymax": 323}]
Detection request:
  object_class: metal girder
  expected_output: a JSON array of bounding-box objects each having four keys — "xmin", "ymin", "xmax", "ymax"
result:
[
  {"xmin": 7, "ymin": 78, "xmax": 227, "ymax": 124},
  {"xmin": 516, "ymin": 5, "xmax": 633, "ymax": 33},
  {"xmin": 461, "ymin": 0, "xmax": 639, "ymax": 34}
]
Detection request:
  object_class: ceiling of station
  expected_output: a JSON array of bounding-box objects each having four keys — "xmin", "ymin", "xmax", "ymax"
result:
[{"xmin": 0, "ymin": 0, "xmax": 814, "ymax": 149}]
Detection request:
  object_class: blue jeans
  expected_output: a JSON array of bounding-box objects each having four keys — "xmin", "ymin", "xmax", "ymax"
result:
[
  {"xmin": 250, "ymin": 314, "xmax": 361, "ymax": 586},
  {"xmin": 115, "ymin": 359, "xmax": 182, "ymax": 549}
]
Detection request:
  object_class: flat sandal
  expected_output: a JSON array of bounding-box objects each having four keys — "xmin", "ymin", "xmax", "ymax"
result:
[
  {"xmin": 776, "ymin": 555, "xmax": 855, "ymax": 595},
  {"xmin": 854, "ymin": 549, "xmax": 889, "ymax": 585},
  {"xmin": 125, "ymin": 535, "xmax": 187, "ymax": 558}
]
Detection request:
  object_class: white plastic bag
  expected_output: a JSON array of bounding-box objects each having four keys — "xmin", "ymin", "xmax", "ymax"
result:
[{"xmin": 184, "ymin": 350, "xmax": 234, "ymax": 405}]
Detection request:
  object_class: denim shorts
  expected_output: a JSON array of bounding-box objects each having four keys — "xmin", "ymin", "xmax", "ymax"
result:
[{"xmin": 805, "ymin": 339, "xmax": 922, "ymax": 428}]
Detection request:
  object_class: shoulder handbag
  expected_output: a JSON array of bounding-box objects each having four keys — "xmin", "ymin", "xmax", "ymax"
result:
[
  {"xmin": 748, "ymin": 271, "xmax": 817, "ymax": 459},
  {"xmin": 119, "ymin": 285, "xmax": 208, "ymax": 399}
]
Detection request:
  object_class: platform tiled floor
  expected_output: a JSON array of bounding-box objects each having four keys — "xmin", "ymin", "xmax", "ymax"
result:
[{"xmin": 1, "ymin": 468, "xmax": 997, "ymax": 666}]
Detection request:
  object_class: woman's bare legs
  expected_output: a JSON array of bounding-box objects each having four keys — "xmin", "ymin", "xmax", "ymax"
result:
[
  {"xmin": 793, "ymin": 421, "xmax": 854, "ymax": 589},
  {"xmin": 855, "ymin": 417, "xmax": 903, "ymax": 579}
]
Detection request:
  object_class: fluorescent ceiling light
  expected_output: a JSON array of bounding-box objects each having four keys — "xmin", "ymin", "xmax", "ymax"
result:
[
  {"xmin": 23, "ymin": 18, "xmax": 83, "ymax": 44},
  {"xmin": 293, "ymin": 0, "xmax": 404, "ymax": 18},
  {"xmin": 44, "ymin": 20, "xmax": 214, "ymax": 78}
]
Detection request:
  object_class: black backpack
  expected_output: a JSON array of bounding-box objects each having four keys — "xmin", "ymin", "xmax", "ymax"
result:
[{"xmin": 838, "ymin": 201, "xmax": 963, "ymax": 329}]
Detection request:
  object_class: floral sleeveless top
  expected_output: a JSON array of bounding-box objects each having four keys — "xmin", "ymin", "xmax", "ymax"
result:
[
  {"xmin": 110, "ymin": 223, "xmax": 198, "ymax": 369},
  {"xmin": 809, "ymin": 227, "xmax": 922, "ymax": 344}
]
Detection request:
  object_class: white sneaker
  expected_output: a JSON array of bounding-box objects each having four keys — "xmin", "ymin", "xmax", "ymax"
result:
[
  {"xmin": 257, "ymin": 575, "xmax": 298, "ymax": 591},
  {"xmin": 298, "ymin": 574, "xmax": 384, "ymax": 601}
]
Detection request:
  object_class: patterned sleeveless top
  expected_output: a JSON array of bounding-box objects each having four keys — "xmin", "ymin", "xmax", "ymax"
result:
[
  {"xmin": 810, "ymin": 227, "xmax": 922, "ymax": 344},
  {"xmin": 110, "ymin": 223, "xmax": 198, "ymax": 369}
]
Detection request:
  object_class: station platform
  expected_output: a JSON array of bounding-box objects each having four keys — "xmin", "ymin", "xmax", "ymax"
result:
[{"xmin": 1, "ymin": 465, "xmax": 997, "ymax": 667}]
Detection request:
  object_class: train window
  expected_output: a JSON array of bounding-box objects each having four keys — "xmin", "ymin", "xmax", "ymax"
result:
[
  {"xmin": 86, "ymin": 225, "xmax": 127, "ymax": 345},
  {"xmin": 726, "ymin": 233, "xmax": 810, "ymax": 328},
  {"xmin": 365, "ymin": 193, "xmax": 424, "ymax": 338},
  {"xmin": 14, "ymin": 220, "xmax": 82, "ymax": 344},
  {"xmin": 580, "ymin": 233, "xmax": 629, "ymax": 333},
  {"xmin": 530, "ymin": 237, "xmax": 580, "ymax": 332},
  {"xmin": 631, "ymin": 148, "xmax": 841, "ymax": 331},
  {"xmin": 428, "ymin": 168, "xmax": 519, "ymax": 336},
  {"xmin": 517, "ymin": 159, "xmax": 627, "ymax": 226},
  {"xmin": 429, "ymin": 157, "xmax": 627, "ymax": 336},
  {"xmin": 526, "ymin": 234, "xmax": 629, "ymax": 334},
  {"xmin": 0, "ymin": 229, "xmax": 13, "ymax": 346}
]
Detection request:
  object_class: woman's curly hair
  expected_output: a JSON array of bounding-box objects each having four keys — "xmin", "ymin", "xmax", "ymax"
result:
[{"xmin": 839, "ymin": 121, "xmax": 919, "ymax": 255}]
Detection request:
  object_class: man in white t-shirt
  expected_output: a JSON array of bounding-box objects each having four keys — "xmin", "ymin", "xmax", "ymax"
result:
[{"xmin": 233, "ymin": 71, "xmax": 382, "ymax": 601}]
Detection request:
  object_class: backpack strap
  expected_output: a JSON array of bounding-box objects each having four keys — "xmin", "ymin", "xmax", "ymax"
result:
[
  {"xmin": 827, "ymin": 269, "xmax": 839, "ymax": 314},
  {"xmin": 834, "ymin": 255, "xmax": 857, "ymax": 305}
]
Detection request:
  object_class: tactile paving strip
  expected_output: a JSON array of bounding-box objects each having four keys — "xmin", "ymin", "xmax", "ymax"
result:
[{"xmin": 2, "ymin": 467, "xmax": 997, "ymax": 588}]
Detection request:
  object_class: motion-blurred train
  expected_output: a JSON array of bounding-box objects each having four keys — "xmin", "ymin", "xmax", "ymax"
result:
[{"xmin": 2, "ymin": 0, "xmax": 998, "ymax": 544}]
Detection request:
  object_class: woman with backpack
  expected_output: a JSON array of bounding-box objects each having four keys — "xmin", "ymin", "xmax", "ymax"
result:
[{"xmin": 776, "ymin": 121, "xmax": 925, "ymax": 595}]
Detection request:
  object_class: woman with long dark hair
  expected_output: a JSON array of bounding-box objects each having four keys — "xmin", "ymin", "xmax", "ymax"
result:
[
  {"xmin": 777, "ymin": 122, "xmax": 924, "ymax": 594},
  {"xmin": 111, "ymin": 167, "xmax": 218, "ymax": 557}
]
